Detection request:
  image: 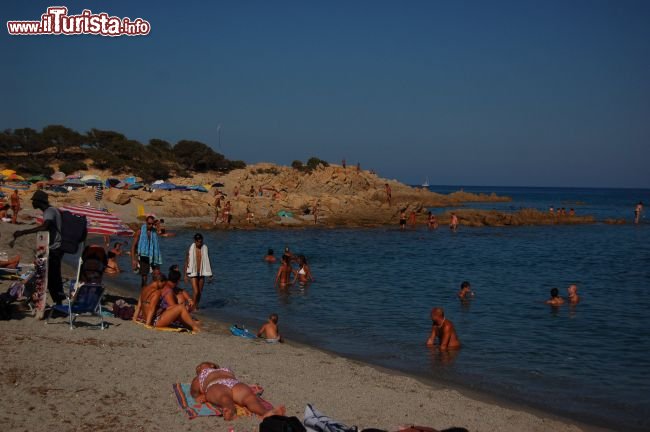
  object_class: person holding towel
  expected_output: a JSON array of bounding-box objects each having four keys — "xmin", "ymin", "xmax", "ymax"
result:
[{"xmin": 184, "ymin": 233, "xmax": 213, "ymax": 310}]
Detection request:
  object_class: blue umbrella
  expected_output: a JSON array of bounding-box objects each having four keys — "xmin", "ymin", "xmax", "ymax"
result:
[{"xmin": 151, "ymin": 182, "xmax": 177, "ymax": 190}]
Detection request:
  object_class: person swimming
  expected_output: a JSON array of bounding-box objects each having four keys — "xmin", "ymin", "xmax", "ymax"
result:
[
  {"xmin": 190, "ymin": 361, "xmax": 286, "ymax": 421},
  {"xmin": 264, "ymin": 248, "xmax": 277, "ymax": 263},
  {"xmin": 567, "ymin": 284, "xmax": 580, "ymax": 304},
  {"xmin": 546, "ymin": 287, "xmax": 565, "ymax": 306},
  {"xmin": 457, "ymin": 281, "xmax": 474, "ymax": 300}
]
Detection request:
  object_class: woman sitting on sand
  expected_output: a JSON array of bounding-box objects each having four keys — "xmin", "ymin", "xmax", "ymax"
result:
[
  {"xmin": 104, "ymin": 251, "xmax": 120, "ymax": 275},
  {"xmin": 133, "ymin": 268, "xmax": 199, "ymax": 332},
  {"xmin": 190, "ymin": 361, "xmax": 285, "ymax": 421},
  {"xmin": 295, "ymin": 255, "xmax": 313, "ymax": 285}
]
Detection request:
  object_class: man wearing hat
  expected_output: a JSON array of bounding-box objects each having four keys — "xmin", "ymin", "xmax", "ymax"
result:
[{"xmin": 10, "ymin": 190, "xmax": 65, "ymax": 305}]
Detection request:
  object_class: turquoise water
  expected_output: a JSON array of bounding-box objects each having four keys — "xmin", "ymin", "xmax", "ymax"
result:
[{"xmin": 110, "ymin": 187, "xmax": 650, "ymax": 431}]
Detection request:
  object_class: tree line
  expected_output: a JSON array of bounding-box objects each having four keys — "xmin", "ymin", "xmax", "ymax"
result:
[{"xmin": 0, "ymin": 125, "xmax": 245, "ymax": 181}]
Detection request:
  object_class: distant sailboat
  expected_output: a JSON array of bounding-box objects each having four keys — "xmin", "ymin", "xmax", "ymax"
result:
[{"xmin": 422, "ymin": 176, "xmax": 430, "ymax": 188}]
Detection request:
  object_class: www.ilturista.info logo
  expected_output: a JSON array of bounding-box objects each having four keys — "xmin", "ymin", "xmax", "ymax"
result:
[{"xmin": 7, "ymin": 6, "xmax": 151, "ymax": 36}]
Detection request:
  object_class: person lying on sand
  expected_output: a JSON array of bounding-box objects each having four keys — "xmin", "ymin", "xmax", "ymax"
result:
[
  {"xmin": 426, "ymin": 307, "xmax": 461, "ymax": 350},
  {"xmin": 0, "ymin": 254, "xmax": 20, "ymax": 268},
  {"xmin": 190, "ymin": 361, "xmax": 286, "ymax": 421},
  {"xmin": 257, "ymin": 313, "xmax": 283, "ymax": 343},
  {"xmin": 545, "ymin": 288, "xmax": 565, "ymax": 306}
]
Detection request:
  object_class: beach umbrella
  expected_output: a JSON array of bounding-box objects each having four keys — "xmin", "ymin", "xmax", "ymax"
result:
[
  {"xmin": 123, "ymin": 176, "xmax": 137, "ymax": 184},
  {"xmin": 151, "ymin": 182, "xmax": 176, "ymax": 190},
  {"xmin": 81, "ymin": 174, "xmax": 101, "ymax": 182},
  {"xmin": 63, "ymin": 178, "xmax": 85, "ymax": 187},
  {"xmin": 84, "ymin": 179, "xmax": 103, "ymax": 186},
  {"xmin": 127, "ymin": 183, "xmax": 143, "ymax": 190},
  {"xmin": 188, "ymin": 185, "xmax": 208, "ymax": 193},
  {"xmin": 51, "ymin": 171, "xmax": 66, "ymax": 180},
  {"xmin": 66, "ymin": 173, "xmax": 82, "ymax": 179},
  {"xmin": 0, "ymin": 169, "xmax": 16, "ymax": 177},
  {"xmin": 152, "ymin": 180, "xmax": 164, "ymax": 185},
  {"xmin": 39, "ymin": 204, "xmax": 133, "ymax": 237},
  {"xmin": 28, "ymin": 175, "xmax": 48, "ymax": 183},
  {"xmin": 7, "ymin": 174, "xmax": 25, "ymax": 181}
]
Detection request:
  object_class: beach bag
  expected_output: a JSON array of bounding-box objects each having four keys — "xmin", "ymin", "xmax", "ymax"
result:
[
  {"xmin": 57, "ymin": 209, "xmax": 88, "ymax": 254},
  {"xmin": 112, "ymin": 299, "xmax": 134, "ymax": 320},
  {"xmin": 259, "ymin": 415, "xmax": 306, "ymax": 432}
]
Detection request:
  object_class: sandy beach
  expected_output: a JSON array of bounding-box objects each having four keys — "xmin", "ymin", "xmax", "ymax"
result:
[{"xmin": 0, "ymin": 220, "xmax": 596, "ymax": 432}]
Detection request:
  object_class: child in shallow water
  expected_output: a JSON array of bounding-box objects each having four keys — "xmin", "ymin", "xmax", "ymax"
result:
[{"xmin": 190, "ymin": 361, "xmax": 286, "ymax": 421}]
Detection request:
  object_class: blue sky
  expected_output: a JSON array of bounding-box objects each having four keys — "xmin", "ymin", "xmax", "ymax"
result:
[{"xmin": 2, "ymin": 1, "xmax": 649, "ymax": 187}]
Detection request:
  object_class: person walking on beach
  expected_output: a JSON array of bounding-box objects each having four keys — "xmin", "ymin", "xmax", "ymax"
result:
[
  {"xmin": 131, "ymin": 215, "xmax": 163, "ymax": 287},
  {"xmin": 184, "ymin": 233, "xmax": 213, "ymax": 310},
  {"xmin": 384, "ymin": 183, "xmax": 392, "ymax": 206},
  {"xmin": 634, "ymin": 201, "xmax": 643, "ymax": 224},
  {"xmin": 10, "ymin": 190, "xmax": 65, "ymax": 304},
  {"xmin": 426, "ymin": 307, "xmax": 461, "ymax": 350},
  {"xmin": 450, "ymin": 213, "xmax": 459, "ymax": 232},
  {"xmin": 9, "ymin": 190, "xmax": 20, "ymax": 224},
  {"xmin": 567, "ymin": 284, "xmax": 580, "ymax": 304}
]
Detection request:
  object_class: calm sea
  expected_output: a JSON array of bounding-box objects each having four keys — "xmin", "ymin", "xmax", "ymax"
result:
[{"xmin": 109, "ymin": 186, "xmax": 650, "ymax": 431}]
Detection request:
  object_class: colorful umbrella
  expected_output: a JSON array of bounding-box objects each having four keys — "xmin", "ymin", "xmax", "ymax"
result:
[
  {"xmin": 0, "ymin": 169, "xmax": 16, "ymax": 177},
  {"xmin": 6, "ymin": 174, "xmax": 25, "ymax": 181},
  {"xmin": 39, "ymin": 204, "xmax": 133, "ymax": 236},
  {"xmin": 28, "ymin": 175, "xmax": 48, "ymax": 183},
  {"xmin": 51, "ymin": 171, "xmax": 66, "ymax": 180}
]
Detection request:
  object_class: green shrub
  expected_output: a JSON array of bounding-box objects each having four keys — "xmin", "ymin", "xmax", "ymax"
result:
[{"xmin": 60, "ymin": 160, "xmax": 88, "ymax": 174}]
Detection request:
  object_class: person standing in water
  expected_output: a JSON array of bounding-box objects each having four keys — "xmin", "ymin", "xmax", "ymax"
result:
[
  {"xmin": 634, "ymin": 201, "xmax": 643, "ymax": 224},
  {"xmin": 184, "ymin": 233, "xmax": 213, "ymax": 310},
  {"xmin": 545, "ymin": 288, "xmax": 565, "ymax": 305},
  {"xmin": 131, "ymin": 215, "xmax": 163, "ymax": 287},
  {"xmin": 450, "ymin": 213, "xmax": 459, "ymax": 232},
  {"xmin": 426, "ymin": 307, "xmax": 461, "ymax": 350},
  {"xmin": 567, "ymin": 284, "xmax": 580, "ymax": 304}
]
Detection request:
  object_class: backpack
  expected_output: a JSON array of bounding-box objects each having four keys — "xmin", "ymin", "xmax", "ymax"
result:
[
  {"xmin": 259, "ymin": 416, "xmax": 306, "ymax": 432},
  {"xmin": 57, "ymin": 209, "xmax": 88, "ymax": 254}
]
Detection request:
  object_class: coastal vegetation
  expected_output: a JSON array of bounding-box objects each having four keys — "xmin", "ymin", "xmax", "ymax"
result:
[{"xmin": 0, "ymin": 125, "xmax": 245, "ymax": 182}]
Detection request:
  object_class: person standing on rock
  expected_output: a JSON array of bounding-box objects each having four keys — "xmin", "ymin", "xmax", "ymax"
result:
[
  {"xmin": 184, "ymin": 233, "xmax": 213, "ymax": 310},
  {"xmin": 213, "ymin": 195, "xmax": 222, "ymax": 225},
  {"xmin": 385, "ymin": 183, "xmax": 392, "ymax": 206},
  {"xmin": 313, "ymin": 201, "xmax": 319, "ymax": 224}
]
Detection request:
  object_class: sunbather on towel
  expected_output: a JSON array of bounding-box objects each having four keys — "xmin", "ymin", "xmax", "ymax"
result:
[
  {"xmin": 0, "ymin": 255, "xmax": 20, "ymax": 268},
  {"xmin": 190, "ymin": 361, "xmax": 286, "ymax": 421}
]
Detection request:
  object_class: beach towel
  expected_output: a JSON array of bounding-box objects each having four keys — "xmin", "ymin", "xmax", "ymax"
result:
[
  {"xmin": 172, "ymin": 383, "xmax": 271, "ymax": 419},
  {"xmin": 137, "ymin": 225, "xmax": 162, "ymax": 267},
  {"xmin": 230, "ymin": 324, "xmax": 257, "ymax": 339},
  {"xmin": 133, "ymin": 320, "xmax": 193, "ymax": 333},
  {"xmin": 186, "ymin": 243, "xmax": 212, "ymax": 277},
  {"xmin": 304, "ymin": 404, "xmax": 356, "ymax": 432}
]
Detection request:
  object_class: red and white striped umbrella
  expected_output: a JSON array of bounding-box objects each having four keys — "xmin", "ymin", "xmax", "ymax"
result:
[{"xmin": 39, "ymin": 204, "xmax": 134, "ymax": 236}]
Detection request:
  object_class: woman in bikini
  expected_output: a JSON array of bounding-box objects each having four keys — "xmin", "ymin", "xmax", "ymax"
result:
[
  {"xmin": 133, "ymin": 268, "xmax": 200, "ymax": 332},
  {"xmin": 274, "ymin": 255, "xmax": 295, "ymax": 288},
  {"xmin": 295, "ymin": 255, "xmax": 313, "ymax": 285},
  {"xmin": 104, "ymin": 251, "xmax": 120, "ymax": 275},
  {"xmin": 190, "ymin": 361, "xmax": 286, "ymax": 421}
]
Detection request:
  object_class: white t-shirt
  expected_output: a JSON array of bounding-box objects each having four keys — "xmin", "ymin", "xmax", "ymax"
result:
[{"xmin": 43, "ymin": 207, "xmax": 62, "ymax": 250}]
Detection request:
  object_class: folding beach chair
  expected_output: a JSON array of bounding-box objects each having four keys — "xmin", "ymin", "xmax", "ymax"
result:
[{"xmin": 47, "ymin": 282, "xmax": 106, "ymax": 330}]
